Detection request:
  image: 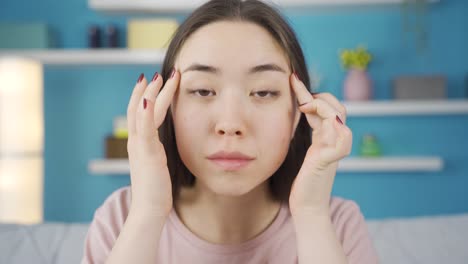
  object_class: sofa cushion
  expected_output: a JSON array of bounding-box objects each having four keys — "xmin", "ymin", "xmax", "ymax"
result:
[{"xmin": 0, "ymin": 222, "xmax": 88, "ymax": 264}]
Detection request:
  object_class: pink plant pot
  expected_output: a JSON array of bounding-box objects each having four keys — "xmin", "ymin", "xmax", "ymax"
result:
[{"xmin": 343, "ymin": 68, "xmax": 373, "ymax": 101}]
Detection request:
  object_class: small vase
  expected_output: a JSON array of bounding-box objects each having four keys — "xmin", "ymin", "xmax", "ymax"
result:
[{"xmin": 343, "ymin": 68, "xmax": 372, "ymax": 101}]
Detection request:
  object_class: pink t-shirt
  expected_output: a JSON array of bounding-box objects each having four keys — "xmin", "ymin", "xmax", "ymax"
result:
[{"xmin": 81, "ymin": 186, "xmax": 379, "ymax": 263}]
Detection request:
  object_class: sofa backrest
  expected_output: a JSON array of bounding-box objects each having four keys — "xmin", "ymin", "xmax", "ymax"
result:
[{"xmin": 1, "ymin": 213, "xmax": 468, "ymax": 264}]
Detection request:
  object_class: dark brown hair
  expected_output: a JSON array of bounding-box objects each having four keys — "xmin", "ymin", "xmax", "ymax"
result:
[{"xmin": 159, "ymin": 0, "xmax": 312, "ymax": 203}]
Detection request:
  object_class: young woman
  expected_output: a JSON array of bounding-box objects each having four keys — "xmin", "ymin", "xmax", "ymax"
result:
[{"xmin": 82, "ymin": 0, "xmax": 379, "ymax": 263}]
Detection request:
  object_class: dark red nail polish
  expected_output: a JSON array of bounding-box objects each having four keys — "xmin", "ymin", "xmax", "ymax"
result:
[
  {"xmin": 152, "ymin": 72, "xmax": 159, "ymax": 82},
  {"xmin": 170, "ymin": 67, "xmax": 176, "ymax": 78},
  {"xmin": 336, "ymin": 115, "xmax": 343, "ymax": 125},
  {"xmin": 137, "ymin": 73, "xmax": 144, "ymax": 83},
  {"xmin": 143, "ymin": 98, "xmax": 147, "ymax": 109}
]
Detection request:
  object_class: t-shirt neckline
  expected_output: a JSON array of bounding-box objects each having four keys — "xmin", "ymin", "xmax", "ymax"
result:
[{"xmin": 168, "ymin": 202, "xmax": 289, "ymax": 255}]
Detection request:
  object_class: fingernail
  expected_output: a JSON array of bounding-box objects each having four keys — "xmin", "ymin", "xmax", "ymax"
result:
[
  {"xmin": 170, "ymin": 67, "xmax": 176, "ymax": 78},
  {"xmin": 137, "ymin": 73, "xmax": 144, "ymax": 83},
  {"xmin": 336, "ymin": 115, "xmax": 343, "ymax": 125},
  {"xmin": 143, "ymin": 98, "xmax": 147, "ymax": 110},
  {"xmin": 152, "ymin": 71, "xmax": 159, "ymax": 82},
  {"xmin": 293, "ymin": 72, "xmax": 300, "ymax": 81}
]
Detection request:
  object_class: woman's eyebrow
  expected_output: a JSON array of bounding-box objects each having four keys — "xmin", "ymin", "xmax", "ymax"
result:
[{"xmin": 182, "ymin": 63, "xmax": 286, "ymax": 75}]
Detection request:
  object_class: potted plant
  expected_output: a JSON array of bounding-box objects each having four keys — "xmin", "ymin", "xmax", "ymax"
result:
[{"xmin": 340, "ymin": 45, "xmax": 373, "ymax": 101}]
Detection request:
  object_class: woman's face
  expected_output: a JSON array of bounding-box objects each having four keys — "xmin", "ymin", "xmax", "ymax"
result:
[{"xmin": 171, "ymin": 21, "xmax": 301, "ymax": 197}]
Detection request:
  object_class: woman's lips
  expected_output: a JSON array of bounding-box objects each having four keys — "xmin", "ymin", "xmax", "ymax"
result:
[{"xmin": 209, "ymin": 158, "xmax": 253, "ymax": 170}]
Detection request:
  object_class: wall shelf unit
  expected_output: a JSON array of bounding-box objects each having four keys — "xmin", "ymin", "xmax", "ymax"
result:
[
  {"xmin": 88, "ymin": 156, "xmax": 444, "ymax": 175},
  {"xmin": 3, "ymin": 50, "xmax": 466, "ymax": 118}
]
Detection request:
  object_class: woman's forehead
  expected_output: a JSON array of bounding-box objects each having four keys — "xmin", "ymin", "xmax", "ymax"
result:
[{"xmin": 176, "ymin": 21, "xmax": 290, "ymax": 74}]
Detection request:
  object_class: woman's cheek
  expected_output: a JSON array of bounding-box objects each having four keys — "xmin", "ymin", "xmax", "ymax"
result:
[
  {"xmin": 174, "ymin": 104, "xmax": 203, "ymax": 137},
  {"xmin": 261, "ymin": 113, "xmax": 291, "ymax": 143}
]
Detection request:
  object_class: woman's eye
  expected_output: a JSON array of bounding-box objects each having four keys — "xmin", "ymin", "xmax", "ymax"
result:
[
  {"xmin": 188, "ymin": 89, "xmax": 279, "ymax": 98},
  {"xmin": 190, "ymin": 89, "xmax": 215, "ymax": 97},
  {"xmin": 252, "ymin": 90, "xmax": 280, "ymax": 98}
]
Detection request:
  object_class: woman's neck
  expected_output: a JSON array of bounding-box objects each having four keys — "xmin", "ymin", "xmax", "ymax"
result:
[{"xmin": 174, "ymin": 181, "xmax": 282, "ymax": 245}]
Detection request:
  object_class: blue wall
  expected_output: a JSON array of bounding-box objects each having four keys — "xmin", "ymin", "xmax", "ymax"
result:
[{"xmin": 1, "ymin": 0, "xmax": 467, "ymax": 222}]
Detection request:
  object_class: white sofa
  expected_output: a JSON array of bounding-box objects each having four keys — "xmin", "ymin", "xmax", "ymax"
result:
[{"xmin": 1, "ymin": 213, "xmax": 467, "ymax": 264}]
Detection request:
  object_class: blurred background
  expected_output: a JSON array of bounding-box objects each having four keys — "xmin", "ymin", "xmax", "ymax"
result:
[{"xmin": 0, "ymin": 0, "xmax": 467, "ymax": 225}]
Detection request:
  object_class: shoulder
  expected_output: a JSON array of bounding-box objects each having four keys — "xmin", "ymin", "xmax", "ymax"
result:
[
  {"xmin": 81, "ymin": 186, "xmax": 132, "ymax": 263},
  {"xmin": 94, "ymin": 186, "xmax": 132, "ymax": 224},
  {"xmin": 329, "ymin": 196, "xmax": 379, "ymax": 263},
  {"xmin": 98, "ymin": 186, "xmax": 132, "ymax": 211},
  {"xmin": 329, "ymin": 196, "xmax": 363, "ymax": 222},
  {"xmin": 329, "ymin": 196, "xmax": 367, "ymax": 236}
]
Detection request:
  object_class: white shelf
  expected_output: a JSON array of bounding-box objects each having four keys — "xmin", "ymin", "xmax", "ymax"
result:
[
  {"xmin": 88, "ymin": 156, "xmax": 444, "ymax": 175},
  {"xmin": 0, "ymin": 49, "xmax": 166, "ymax": 65},
  {"xmin": 89, "ymin": 159, "xmax": 130, "ymax": 174},
  {"xmin": 89, "ymin": 0, "xmax": 439, "ymax": 13},
  {"xmin": 343, "ymin": 100, "xmax": 468, "ymax": 116},
  {"xmin": 337, "ymin": 156, "xmax": 443, "ymax": 172}
]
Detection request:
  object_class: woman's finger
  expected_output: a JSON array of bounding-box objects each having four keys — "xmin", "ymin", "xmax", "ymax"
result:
[
  {"xmin": 127, "ymin": 73, "xmax": 147, "ymax": 136},
  {"xmin": 315, "ymin": 118, "xmax": 338, "ymax": 147},
  {"xmin": 312, "ymin": 92, "xmax": 347, "ymax": 124},
  {"xmin": 324, "ymin": 123, "xmax": 353, "ymax": 162},
  {"xmin": 290, "ymin": 72, "xmax": 314, "ymax": 107},
  {"xmin": 300, "ymin": 98, "xmax": 342, "ymax": 121},
  {"xmin": 309, "ymin": 118, "xmax": 352, "ymax": 164},
  {"xmin": 290, "ymin": 73, "xmax": 340, "ymax": 120},
  {"xmin": 154, "ymin": 68, "xmax": 180, "ymax": 127},
  {"xmin": 290, "ymin": 73, "xmax": 320, "ymax": 129},
  {"xmin": 136, "ymin": 72, "xmax": 164, "ymax": 139}
]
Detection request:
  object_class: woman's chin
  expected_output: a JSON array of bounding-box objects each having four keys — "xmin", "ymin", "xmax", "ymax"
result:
[{"xmin": 204, "ymin": 177, "xmax": 265, "ymax": 197}]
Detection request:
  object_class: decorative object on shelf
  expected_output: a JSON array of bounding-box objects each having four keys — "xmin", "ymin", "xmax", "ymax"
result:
[
  {"xmin": 401, "ymin": 0, "xmax": 430, "ymax": 55},
  {"xmin": 88, "ymin": 24, "xmax": 101, "ymax": 48},
  {"xmin": 105, "ymin": 116, "xmax": 128, "ymax": 159},
  {"xmin": 359, "ymin": 133, "xmax": 382, "ymax": 157},
  {"xmin": 0, "ymin": 22, "xmax": 53, "ymax": 49},
  {"xmin": 340, "ymin": 45, "xmax": 373, "ymax": 101},
  {"xmin": 393, "ymin": 75, "xmax": 446, "ymax": 100},
  {"xmin": 0, "ymin": 57, "xmax": 44, "ymax": 224},
  {"xmin": 106, "ymin": 24, "xmax": 119, "ymax": 48},
  {"xmin": 113, "ymin": 116, "xmax": 128, "ymax": 139},
  {"xmin": 105, "ymin": 136, "xmax": 128, "ymax": 158},
  {"xmin": 127, "ymin": 19, "xmax": 179, "ymax": 49}
]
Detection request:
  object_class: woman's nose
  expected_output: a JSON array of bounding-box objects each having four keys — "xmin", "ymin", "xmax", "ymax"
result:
[
  {"xmin": 214, "ymin": 97, "xmax": 246, "ymax": 137},
  {"xmin": 216, "ymin": 122, "xmax": 243, "ymax": 136}
]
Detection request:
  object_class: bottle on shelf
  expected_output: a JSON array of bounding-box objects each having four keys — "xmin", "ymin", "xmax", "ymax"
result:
[
  {"xmin": 106, "ymin": 24, "xmax": 119, "ymax": 48},
  {"xmin": 88, "ymin": 24, "xmax": 101, "ymax": 48}
]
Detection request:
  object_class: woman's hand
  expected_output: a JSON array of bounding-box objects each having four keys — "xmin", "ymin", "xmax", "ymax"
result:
[
  {"xmin": 288, "ymin": 73, "xmax": 353, "ymax": 217},
  {"xmin": 126, "ymin": 69, "xmax": 180, "ymax": 217}
]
